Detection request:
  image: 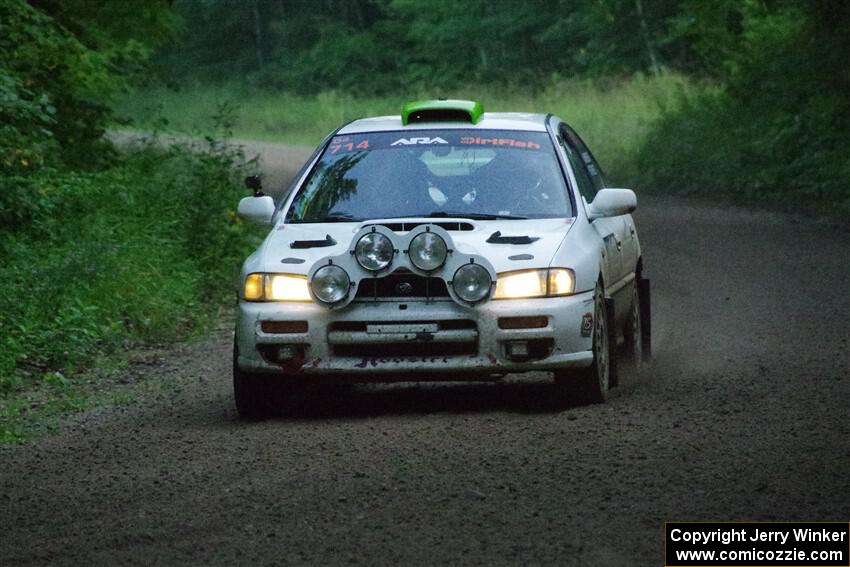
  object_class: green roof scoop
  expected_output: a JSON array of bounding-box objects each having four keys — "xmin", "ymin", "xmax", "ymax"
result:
[{"xmin": 401, "ymin": 99, "xmax": 484, "ymax": 125}]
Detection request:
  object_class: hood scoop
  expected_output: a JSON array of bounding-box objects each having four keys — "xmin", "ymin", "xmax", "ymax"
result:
[
  {"xmin": 290, "ymin": 234, "xmax": 337, "ymax": 249},
  {"xmin": 486, "ymin": 231, "xmax": 540, "ymax": 245}
]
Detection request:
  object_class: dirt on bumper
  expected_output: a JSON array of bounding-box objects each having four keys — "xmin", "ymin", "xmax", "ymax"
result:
[{"xmin": 236, "ymin": 291, "xmax": 595, "ymax": 377}]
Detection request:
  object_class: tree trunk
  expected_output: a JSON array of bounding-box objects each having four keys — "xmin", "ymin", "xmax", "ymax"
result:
[
  {"xmin": 252, "ymin": 0, "xmax": 264, "ymax": 70},
  {"xmin": 634, "ymin": 0, "xmax": 661, "ymax": 75}
]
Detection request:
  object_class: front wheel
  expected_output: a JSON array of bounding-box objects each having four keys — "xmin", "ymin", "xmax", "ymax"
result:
[
  {"xmin": 623, "ymin": 281, "xmax": 644, "ymax": 366},
  {"xmin": 233, "ymin": 351, "xmax": 274, "ymax": 419},
  {"xmin": 234, "ymin": 371, "xmax": 273, "ymax": 419},
  {"xmin": 637, "ymin": 275, "xmax": 652, "ymax": 360},
  {"xmin": 554, "ymin": 280, "xmax": 612, "ymax": 405}
]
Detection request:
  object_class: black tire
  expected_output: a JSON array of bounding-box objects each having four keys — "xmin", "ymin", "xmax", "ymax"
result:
[
  {"xmin": 233, "ymin": 339, "xmax": 274, "ymax": 419},
  {"xmin": 623, "ymin": 281, "xmax": 644, "ymax": 367},
  {"xmin": 554, "ymin": 280, "xmax": 611, "ymax": 405},
  {"xmin": 637, "ymin": 275, "xmax": 652, "ymax": 360},
  {"xmin": 605, "ymin": 296, "xmax": 619, "ymax": 389}
]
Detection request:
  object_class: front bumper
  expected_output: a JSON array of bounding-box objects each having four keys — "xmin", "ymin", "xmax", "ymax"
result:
[{"xmin": 236, "ymin": 291, "xmax": 595, "ymax": 378}]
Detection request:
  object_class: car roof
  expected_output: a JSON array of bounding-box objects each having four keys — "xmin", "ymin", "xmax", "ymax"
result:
[{"xmin": 337, "ymin": 112, "xmax": 551, "ymax": 135}]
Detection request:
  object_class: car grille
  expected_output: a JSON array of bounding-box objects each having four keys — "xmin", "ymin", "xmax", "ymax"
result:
[{"xmin": 354, "ymin": 270, "xmax": 450, "ymax": 301}]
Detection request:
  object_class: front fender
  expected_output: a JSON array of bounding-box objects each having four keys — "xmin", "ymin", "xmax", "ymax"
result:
[{"xmin": 550, "ymin": 219, "xmax": 604, "ymax": 293}]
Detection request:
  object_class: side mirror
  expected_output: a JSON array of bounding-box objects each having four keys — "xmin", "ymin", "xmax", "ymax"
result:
[
  {"xmin": 587, "ymin": 188, "xmax": 637, "ymax": 220},
  {"xmin": 244, "ymin": 175, "xmax": 264, "ymax": 197},
  {"xmin": 237, "ymin": 195, "xmax": 275, "ymax": 224}
]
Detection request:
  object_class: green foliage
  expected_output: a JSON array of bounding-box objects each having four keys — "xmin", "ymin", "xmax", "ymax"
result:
[
  {"xmin": 0, "ymin": 1, "xmax": 71, "ymax": 174},
  {"xmin": 158, "ymin": 0, "xmax": 691, "ymax": 94},
  {"xmin": 0, "ymin": 0, "xmax": 175, "ymax": 172},
  {"xmin": 636, "ymin": 1, "xmax": 850, "ymax": 213},
  {"xmin": 31, "ymin": 0, "xmax": 177, "ymax": 51},
  {"xmin": 0, "ymin": 144, "xmax": 260, "ymax": 396},
  {"xmin": 0, "ymin": 70, "xmax": 58, "ymax": 177}
]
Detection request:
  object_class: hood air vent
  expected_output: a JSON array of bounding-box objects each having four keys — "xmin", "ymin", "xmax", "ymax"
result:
[{"xmin": 368, "ymin": 221, "xmax": 474, "ymax": 232}]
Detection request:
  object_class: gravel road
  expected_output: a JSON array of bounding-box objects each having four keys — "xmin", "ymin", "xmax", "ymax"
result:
[{"xmin": 2, "ymin": 141, "xmax": 848, "ymax": 566}]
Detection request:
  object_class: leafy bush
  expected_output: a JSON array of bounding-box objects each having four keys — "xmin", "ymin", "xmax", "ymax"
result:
[
  {"xmin": 635, "ymin": 2, "xmax": 850, "ymax": 213},
  {"xmin": 0, "ymin": 0, "xmax": 174, "ymax": 173},
  {"xmin": 0, "ymin": 143, "xmax": 260, "ymax": 393}
]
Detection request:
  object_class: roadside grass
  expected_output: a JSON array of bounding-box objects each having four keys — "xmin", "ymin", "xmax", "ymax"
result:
[
  {"xmin": 0, "ymin": 332, "xmax": 223, "ymax": 443},
  {"xmin": 114, "ymin": 73, "xmax": 693, "ymax": 184},
  {"xmin": 0, "ymin": 140, "xmax": 264, "ymax": 443}
]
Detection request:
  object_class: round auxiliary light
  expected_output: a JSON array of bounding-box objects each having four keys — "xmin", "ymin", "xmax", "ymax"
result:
[
  {"xmin": 355, "ymin": 232, "xmax": 394, "ymax": 271},
  {"xmin": 408, "ymin": 231, "xmax": 448, "ymax": 271},
  {"xmin": 452, "ymin": 263, "xmax": 492, "ymax": 303},
  {"xmin": 311, "ymin": 265, "xmax": 350, "ymax": 304}
]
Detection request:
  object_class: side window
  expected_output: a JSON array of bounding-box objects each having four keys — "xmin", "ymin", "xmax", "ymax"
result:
[
  {"xmin": 277, "ymin": 129, "xmax": 338, "ymax": 215},
  {"xmin": 559, "ymin": 124, "xmax": 597, "ymax": 201},
  {"xmin": 562, "ymin": 126, "xmax": 605, "ymax": 192}
]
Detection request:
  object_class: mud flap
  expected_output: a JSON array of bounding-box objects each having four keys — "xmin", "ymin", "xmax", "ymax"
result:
[
  {"xmin": 638, "ymin": 276, "xmax": 652, "ymax": 360},
  {"xmin": 605, "ymin": 297, "xmax": 619, "ymax": 388}
]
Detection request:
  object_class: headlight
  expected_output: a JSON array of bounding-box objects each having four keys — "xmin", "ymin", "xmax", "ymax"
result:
[
  {"xmin": 408, "ymin": 231, "xmax": 448, "ymax": 271},
  {"xmin": 243, "ymin": 273, "xmax": 311, "ymax": 302},
  {"xmin": 311, "ymin": 265, "xmax": 350, "ymax": 304},
  {"xmin": 269, "ymin": 274, "xmax": 312, "ymax": 301},
  {"xmin": 547, "ymin": 268, "xmax": 575, "ymax": 296},
  {"xmin": 493, "ymin": 268, "xmax": 575, "ymax": 299},
  {"xmin": 452, "ymin": 263, "xmax": 492, "ymax": 303},
  {"xmin": 244, "ymin": 273, "xmax": 264, "ymax": 300},
  {"xmin": 355, "ymin": 232, "xmax": 394, "ymax": 271}
]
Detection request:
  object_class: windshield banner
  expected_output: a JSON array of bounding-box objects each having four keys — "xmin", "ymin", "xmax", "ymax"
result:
[{"xmin": 329, "ymin": 130, "xmax": 550, "ymax": 155}]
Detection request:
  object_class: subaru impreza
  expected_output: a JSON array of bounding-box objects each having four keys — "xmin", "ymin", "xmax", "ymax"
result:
[{"xmin": 233, "ymin": 99, "xmax": 650, "ymax": 417}]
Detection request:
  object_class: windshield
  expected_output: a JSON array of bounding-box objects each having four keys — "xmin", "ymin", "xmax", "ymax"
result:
[{"xmin": 285, "ymin": 130, "xmax": 572, "ymax": 222}]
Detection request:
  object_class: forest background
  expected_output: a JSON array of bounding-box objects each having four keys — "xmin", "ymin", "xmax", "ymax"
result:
[{"xmin": 1, "ymin": 0, "xmax": 847, "ymax": 439}]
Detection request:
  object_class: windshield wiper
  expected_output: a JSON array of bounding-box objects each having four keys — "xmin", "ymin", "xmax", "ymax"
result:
[
  {"xmin": 291, "ymin": 212, "xmax": 359, "ymax": 223},
  {"xmin": 426, "ymin": 211, "xmax": 528, "ymax": 220}
]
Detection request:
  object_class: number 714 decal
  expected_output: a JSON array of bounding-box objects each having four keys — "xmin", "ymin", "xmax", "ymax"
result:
[{"xmin": 329, "ymin": 140, "xmax": 370, "ymax": 154}]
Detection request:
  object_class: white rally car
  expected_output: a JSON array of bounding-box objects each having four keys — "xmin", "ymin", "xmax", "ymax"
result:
[{"xmin": 234, "ymin": 100, "xmax": 650, "ymax": 417}]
